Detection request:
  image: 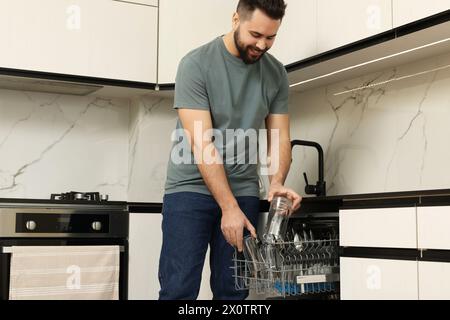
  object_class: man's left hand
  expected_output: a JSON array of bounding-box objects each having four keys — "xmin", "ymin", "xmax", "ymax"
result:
[{"xmin": 267, "ymin": 183, "xmax": 302, "ymax": 213}]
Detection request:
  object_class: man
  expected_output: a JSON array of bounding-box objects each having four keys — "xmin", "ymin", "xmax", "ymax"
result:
[{"xmin": 159, "ymin": 0, "xmax": 302, "ymax": 300}]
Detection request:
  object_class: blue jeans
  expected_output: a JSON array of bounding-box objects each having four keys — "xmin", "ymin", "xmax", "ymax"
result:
[{"xmin": 158, "ymin": 192, "xmax": 260, "ymax": 300}]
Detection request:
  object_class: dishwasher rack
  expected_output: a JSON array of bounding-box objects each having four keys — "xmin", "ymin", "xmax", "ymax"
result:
[{"xmin": 232, "ymin": 236, "xmax": 340, "ymax": 298}]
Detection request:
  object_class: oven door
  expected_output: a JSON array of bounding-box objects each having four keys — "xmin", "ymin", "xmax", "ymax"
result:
[{"xmin": 0, "ymin": 238, "xmax": 128, "ymax": 300}]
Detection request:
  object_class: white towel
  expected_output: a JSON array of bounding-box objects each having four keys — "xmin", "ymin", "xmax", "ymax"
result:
[{"xmin": 9, "ymin": 246, "xmax": 120, "ymax": 300}]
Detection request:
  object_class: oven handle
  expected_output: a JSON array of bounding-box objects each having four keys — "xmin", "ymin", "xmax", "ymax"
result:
[{"xmin": 1, "ymin": 246, "xmax": 125, "ymax": 254}]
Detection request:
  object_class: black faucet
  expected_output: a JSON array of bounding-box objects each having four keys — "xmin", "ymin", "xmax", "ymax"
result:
[{"xmin": 291, "ymin": 140, "xmax": 326, "ymax": 197}]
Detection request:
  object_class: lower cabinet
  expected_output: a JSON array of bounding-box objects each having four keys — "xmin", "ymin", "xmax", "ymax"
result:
[
  {"xmin": 418, "ymin": 261, "xmax": 450, "ymax": 300},
  {"xmin": 340, "ymin": 257, "xmax": 419, "ymax": 300},
  {"xmin": 340, "ymin": 205, "xmax": 450, "ymax": 300},
  {"xmin": 128, "ymin": 213, "xmax": 212, "ymax": 300},
  {"xmin": 340, "ymin": 207, "xmax": 417, "ymax": 249},
  {"xmin": 417, "ymin": 206, "xmax": 450, "ymax": 250}
]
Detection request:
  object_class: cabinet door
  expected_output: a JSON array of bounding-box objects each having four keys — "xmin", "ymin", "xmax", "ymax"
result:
[
  {"xmin": 393, "ymin": 0, "xmax": 450, "ymax": 27},
  {"xmin": 317, "ymin": 0, "xmax": 392, "ymax": 53},
  {"xmin": 0, "ymin": 0, "xmax": 157, "ymax": 83},
  {"xmin": 340, "ymin": 257, "xmax": 419, "ymax": 300},
  {"xmin": 128, "ymin": 213, "xmax": 163, "ymax": 300},
  {"xmin": 417, "ymin": 206, "xmax": 450, "ymax": 250},
  {"xmin": 418, "ymin": 261, "xmax": 450, "ymax": 300},
  {"xmin": 158, "ymin": 0, "xmax": 239, "ymax": 84},
  {"xmin": 269, "ymin": 0, "xmax": 318, "ymax": 66},
  {"xmin": 128, "ymin": 213, "xmax": 213, "ymax": 300},
  {"xmin": 340, "ymin": 207, "xmax": 417, "ymax": 248},
  {"xmin": 87, "ymin": 0, "xmax": 158, "ymax": 82},
  {"xmin": 0, "ymin": 0, "xmax": 90, "ymax": 76}
]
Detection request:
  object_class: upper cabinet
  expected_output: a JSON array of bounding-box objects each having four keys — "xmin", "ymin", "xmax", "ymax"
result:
[
  {"xmin": 317, "ymin": 0, "xmax": 392, "ymax": 53},
  {"xmin": 1, "ymin": 0, "xmax": 447, "ymax": 89},
  {"xmin": 393, "ymin": 0, "xmax": 450, "ymax": 27},
  {"xmin": 89, "ymin": 0, "xmax": 157, "ymax": 83},
  {"xmin": 269, "ymin": 0, "xmax": 318, "ymax": 66},
  {"xmin": 158, "ymin": 0, "xmax": 239, "ymax": 85},
  {"xmin": 0, "ymin": 0, "xmax": 157, "ymax": 83}
]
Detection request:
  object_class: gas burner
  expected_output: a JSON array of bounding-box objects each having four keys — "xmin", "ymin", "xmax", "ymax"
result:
[{"xmin": 50, "ymin": 192, "xmax": 109, "ymax": 202}]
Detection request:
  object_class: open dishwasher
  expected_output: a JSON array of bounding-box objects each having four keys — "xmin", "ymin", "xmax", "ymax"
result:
[{"xmin": 233, "ymin": 198, "xmax": 340, "ymax": 300}]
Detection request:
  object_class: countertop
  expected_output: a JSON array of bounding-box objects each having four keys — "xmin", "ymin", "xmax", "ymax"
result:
[{"xmin": 3, "ymin": 188, "xmax": 450, "ymax": 214}]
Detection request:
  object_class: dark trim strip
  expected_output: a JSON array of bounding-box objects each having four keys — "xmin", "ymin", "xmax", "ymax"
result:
[
  {"xmin": 340, "ymin": 247, "xmax": 418, "ymax": 261},
  {"xmin": 343, "ymin": 188, "xmax": 450, "ymax": 201},
  {"xmin": 419, "ymin": 196, "xmax": 450, "ymax": 207},
  {"xmin": 158, "ymin": 83, "xmax": 176, "ymax": 91},
  {"xmin": 127, "ymin": 203, "xmax": 163, "ymax": 213},
  {"xmin": 421, "ymin": 250, "xmax": 450, "ymax": 263},
  {"xmin": 396, "ymin": 9, "xmax": 450, "ymax": 37},
  {"xmin": 0, "ymin": 67, "xmax": 157, "ymax": 90}
]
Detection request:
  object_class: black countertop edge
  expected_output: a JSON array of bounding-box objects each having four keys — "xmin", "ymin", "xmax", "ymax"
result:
[
  {"xmin": 127, "ymin": 189, "xmax": 450, "ymax": 213},
  {"xmin": 3, "ymin": 188, "xmax": 450, "ymax": 213},
  {"xmin": 0, "ymin": 197, "xmax": 128, "ymax": 209},
  {"xmin": 341, "ymin": 188, "xmax": 450, "ymax": 201},
  {"xmin": 127, "ymin": 202, "xmax": 163, "ymax": 213},
  {"xmin": 340, "ymin": 188, "xmax": 450, "ymax": 209}
]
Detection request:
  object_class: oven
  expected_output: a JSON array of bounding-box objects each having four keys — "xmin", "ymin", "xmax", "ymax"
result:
[{"xmin": 0, "ymin": 201, "xmax": 129, "ymax": 300}]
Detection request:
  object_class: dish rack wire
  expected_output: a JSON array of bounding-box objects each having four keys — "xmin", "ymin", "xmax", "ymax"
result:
[{"xmin": 232, "ymin": 238, "xmax": 340, "ymax": 297}]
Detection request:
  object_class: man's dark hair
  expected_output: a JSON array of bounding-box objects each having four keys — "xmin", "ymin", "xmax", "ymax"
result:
[{"xmin": 237, "ymin": 0, "xmax": 287, "ymax": 21}]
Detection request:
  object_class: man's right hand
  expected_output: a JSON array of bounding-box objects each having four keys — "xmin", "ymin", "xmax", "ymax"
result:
[{"xmin": 221, "ymin": 204, "xmax": 257, "ymax": 252}]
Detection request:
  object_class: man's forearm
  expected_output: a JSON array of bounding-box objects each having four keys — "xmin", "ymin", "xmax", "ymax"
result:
[
  {"xmin": 197, "ymin": 161, "xmax": 238, "ymax": 210},
  {"xmin": 192, "ymin": 139, "xmax": 237, "ymax": 211}
]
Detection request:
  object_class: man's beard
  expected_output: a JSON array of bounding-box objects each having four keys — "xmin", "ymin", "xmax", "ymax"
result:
[{"xmin": 233, "ymin": 28, "xmax": 267, "ymax": 65}]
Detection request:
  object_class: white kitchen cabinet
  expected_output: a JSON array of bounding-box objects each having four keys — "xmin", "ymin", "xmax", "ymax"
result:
[
  {"xmin": 88, "ymin": 0, "xmax": 157, "ymax": 82},
  {"xmin": 128, "ymin": 213, "xmax": 212, "ymax": 300},
  {"xmin": 393, "ymin": 0, "xmax": 450, "ymax": 27},
  {"xmin": 339, "ymin": 207, "xmax": 417, "ymax": 249},
  {"xmin": 128, "ymin": 213, "xmax": 163, "ymax": 300},
  {"xmin": 269, "ymin": 0, "xmax": 318, "ymax": 66},
  {"xmin": 340, "ymin": 257, "xmax": 419, "ymax": 300},
  {"xmin": 417, "ymin": 206, "xmax": 450, "ymax": 250},
  {"xmin": 418, "ymin": 261, "xmax": 450, "ymax": 300},
  {"xmin": 317, "ymin": 0, "xmax": 392, "ymax": 53},
  {"xmin": 158, "ymin": 0, "xmax": 239, "ymax": 84},
  {"xmin": 0, "ymin": 0, "xmax": 157, "ymax": 83},
  {"xmin": 0, "ymin": 0, "xmax": 89, "ymax": 77}
]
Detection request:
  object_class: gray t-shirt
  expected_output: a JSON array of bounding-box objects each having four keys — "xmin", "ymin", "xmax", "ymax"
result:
[{"xmin": 164, "ymin": 36, "xmax": 289, "ymax": 197}]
